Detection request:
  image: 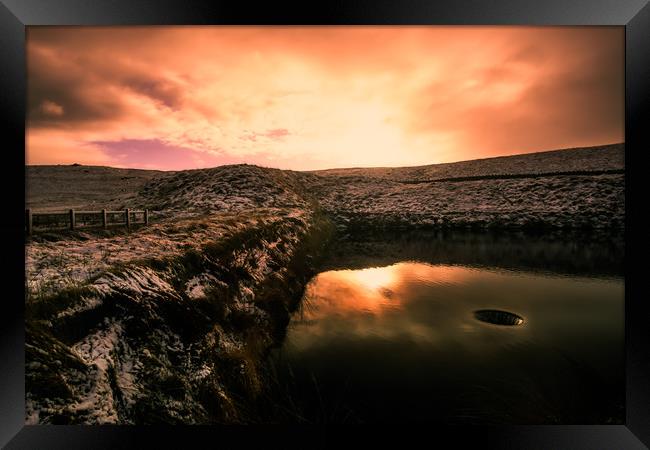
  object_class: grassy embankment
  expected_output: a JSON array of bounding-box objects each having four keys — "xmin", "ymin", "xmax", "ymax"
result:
[{"xmin": 26, "ymin": 208, "xmax": 334, "ymax": 424}]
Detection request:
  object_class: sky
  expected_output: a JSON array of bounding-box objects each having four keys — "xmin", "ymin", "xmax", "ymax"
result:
[{"xmin": 26, "ymin": 26, "xmax": 624, "ymax": 171}]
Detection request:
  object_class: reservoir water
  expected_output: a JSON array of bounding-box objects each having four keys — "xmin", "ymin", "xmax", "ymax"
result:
[{"xmin": 269, "ymin": 231, "xmax": 624, "ymax": 424}]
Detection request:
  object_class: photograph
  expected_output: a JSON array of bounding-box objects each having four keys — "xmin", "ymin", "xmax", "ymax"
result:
[{"xmin": 23, "ymin": 25, "xmax": 626, "ymax": 426}]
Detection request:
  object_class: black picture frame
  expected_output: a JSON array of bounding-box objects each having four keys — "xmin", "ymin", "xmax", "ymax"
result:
[{"xmin": 2, "ymin": 1, "xmax": 648, "ymax": 448}]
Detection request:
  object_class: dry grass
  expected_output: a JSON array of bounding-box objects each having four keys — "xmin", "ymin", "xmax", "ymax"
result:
[{"xmin": 312, "ymin": 143, "xmax": 623, "ymax": 181}]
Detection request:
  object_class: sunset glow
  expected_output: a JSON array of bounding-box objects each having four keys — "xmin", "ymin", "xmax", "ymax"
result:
[{"xmin": 26, "ymin": 26, "xmax": 623, "ymax": 171}]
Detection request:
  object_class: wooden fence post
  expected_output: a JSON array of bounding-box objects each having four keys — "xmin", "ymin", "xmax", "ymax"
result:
[
  {"xmin": 125, "ymin": 208, "xmax": 131, "ymax": 228},
  {"xmin": 26, "ymin": 209, "xmax": 32, "ymax": 235},
  {"xmin": 144, "ymin": 209, "xmax": 149, "ymax": 225},
  {"xmin": 69, "ymin": 209, "xmax": 75, "ymax": 230},
  {"xmin": 102, "ymin": 209, "xmax": 107, "ymax": 228}
]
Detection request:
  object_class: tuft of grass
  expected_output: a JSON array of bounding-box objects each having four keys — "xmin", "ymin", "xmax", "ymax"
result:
[{"xmin": 26, "ymin": 283, "xmax": 92, "ymax": 320}]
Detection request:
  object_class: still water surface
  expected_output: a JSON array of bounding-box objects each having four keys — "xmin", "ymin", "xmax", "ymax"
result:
[{"xmin": 271, "ymin": 252, "xmax": 624, "ymax": 424}]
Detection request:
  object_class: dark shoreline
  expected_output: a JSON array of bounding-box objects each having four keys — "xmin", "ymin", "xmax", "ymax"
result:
[{"xmin": 322, "ymin": 227, "xmax": 624, "ymax": 278}]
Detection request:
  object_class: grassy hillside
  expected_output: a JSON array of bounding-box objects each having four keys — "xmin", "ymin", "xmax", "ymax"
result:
[
  {"xmin": 26, "ymin": 165, "xmax": 165, "ymax": 212},
  {"xmin": 136, "ymin": 164, "xmax": 315, "ymax": 218},
  {"xmin": 311, "ymin": 143, "xmax": 624, "ymax": 182},
  {"xmin": 305, "ymin": 172, "xmax": 624, "ymax": 231},
  {"xmin": 26, "ymin": 144, "xmax": 625, "ymax": 230},
  {"xmin": 298, "ymin": 144, "xmax": 625, "ymax": 231}
]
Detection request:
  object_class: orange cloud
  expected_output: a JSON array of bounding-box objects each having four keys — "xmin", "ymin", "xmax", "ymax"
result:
[{"xmin": 26, "ymin": 26, "xmax": 623, "ymax": 170}]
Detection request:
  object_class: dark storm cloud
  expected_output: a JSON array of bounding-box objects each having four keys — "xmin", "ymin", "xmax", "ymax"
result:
[{"xmin": 27, "ymin": 31, "xmax": 186, "ymax": 128}]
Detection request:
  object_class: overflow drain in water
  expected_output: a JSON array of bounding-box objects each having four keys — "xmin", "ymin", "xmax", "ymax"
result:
[{"xmin": 474, "ymin": 309, "xmax": 525, "ymax": 326}]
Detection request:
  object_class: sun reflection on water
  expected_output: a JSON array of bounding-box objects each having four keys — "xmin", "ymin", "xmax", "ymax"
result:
[
  {"xmin": 341, "ymin": 266, "xmax": 399, "ymax": 292},
  {"xmin": 301, "ymin": 262, "xmax": 477, "ymax": 318}
]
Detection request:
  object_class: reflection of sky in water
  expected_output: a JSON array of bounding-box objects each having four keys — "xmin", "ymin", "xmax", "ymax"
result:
[{"xmin": 285, "ymin": 262, "xmax": 623, "ymax": 375}]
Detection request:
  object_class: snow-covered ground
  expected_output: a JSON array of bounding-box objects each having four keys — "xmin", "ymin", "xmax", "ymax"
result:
[
  {"xmin": 301, "ymin": 143, "xmax": 625, "ymax": 231},
  {"xmin": 26, "ymin": 207, "xmax": 326, "ymax": 424},
  {"xmin": 135, "ymin": 164, "xmax": 312, "ymax": 218},
  {"xmin": 305, "ymin": 172, "xmax": 624, "ymax": 230},
  {"xmin": 26, "ymin": 208, "xmax": 302, "ymax": 298}
]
